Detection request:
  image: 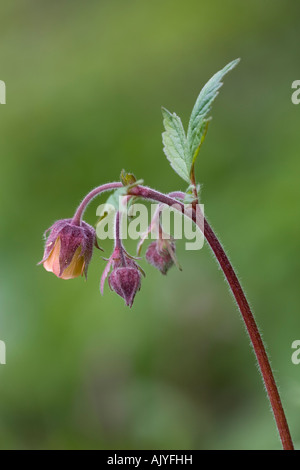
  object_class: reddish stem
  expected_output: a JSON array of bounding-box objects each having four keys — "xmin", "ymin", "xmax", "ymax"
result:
[
  {"xmin": 114, "ymin": 211, "xmax": 126, "ymax": 266},
  {"xmin": 71, "ymin": 182, "xmax": 122, "ymax": 225},
  {"xmin": 203, "ymin": 218, "xmax": 293, "ymax": 450},
  {"xmin": 129, "ymin": 185, "xmax": 294, "ymax": 450}
]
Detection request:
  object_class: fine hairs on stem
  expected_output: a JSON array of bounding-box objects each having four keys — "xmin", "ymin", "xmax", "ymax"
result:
[{"xmin": 39, "ymin": 59, "xmax": 293, "ymax": 449}]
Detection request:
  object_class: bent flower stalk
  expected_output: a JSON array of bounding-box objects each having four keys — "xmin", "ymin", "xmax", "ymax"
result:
[{"xmin": 39, "ymin": 59, "xmax": 294, "ymax": 450}]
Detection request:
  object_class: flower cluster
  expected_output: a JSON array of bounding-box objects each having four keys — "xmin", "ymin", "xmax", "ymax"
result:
[{"xmin": 39, "ymin": 204, "xmax": 179, "ymax": 308}]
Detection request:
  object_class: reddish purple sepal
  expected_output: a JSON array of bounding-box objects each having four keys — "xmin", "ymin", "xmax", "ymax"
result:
[
  {"xmin": 101, "ymin": 247, "xmax": 143, "ymax": 307},
  {"xmin": 39, "ymin": 218, "xmax": 98, "ymax": 279},
  {"xmin": 145, "ymin": 240, "xmax": 176, "ymax": 275}
]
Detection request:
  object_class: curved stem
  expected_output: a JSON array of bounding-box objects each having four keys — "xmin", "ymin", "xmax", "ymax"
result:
[
  {"xmin": 203, "ymin": 217, "xmax": 293, "ymax": 450},
  {"xmin": 128, "ymin": 185, "xmax": 294, "ymax": 450},
  {"xmin": 167, "ymin": 191, "xmax": 186, "ymax": 200},
  {"xmin": 71, "ymin": 182, "xmax": 122, "ymax": 225}
]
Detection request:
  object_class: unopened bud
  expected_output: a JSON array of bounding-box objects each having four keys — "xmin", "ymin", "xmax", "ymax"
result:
[
  {"xmin": 39, "ymin": 219, "xmax": 98, "ymax": 279},
  {"xmin": 145, "ymin": 240, "xmax": 177, "ymax": 275}
]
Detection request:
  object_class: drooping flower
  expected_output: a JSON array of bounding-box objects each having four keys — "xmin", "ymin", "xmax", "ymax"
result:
[
  {"xmin": 145, "ymin": 238, "xmax": 178, "ymax": 275},
  {"xmin": 137, "ymin": 203, "xmax": 180, "ymax": 275},
  {"xmin": 39, "ymin": 219, "xmax": 99, "ymax": 280},
  {"xmin": 100, "ymin": 210, "xmax": 144, "ymax": 307},
  {"xmin": 108, "ymin": 262, "xmax": 142, "ymax": 308},
  {"xmin": 101, "ymin": 246, "xmax": 144, "ymax": 307}
]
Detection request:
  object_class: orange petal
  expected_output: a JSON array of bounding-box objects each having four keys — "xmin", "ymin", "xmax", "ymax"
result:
[
  {"xmin": 43, "ymin": 238, "xmax": 61, "ymax": 277},
  {"xmin": 60, "ymin": 246, "xmax": 85, "ymax": 280}
]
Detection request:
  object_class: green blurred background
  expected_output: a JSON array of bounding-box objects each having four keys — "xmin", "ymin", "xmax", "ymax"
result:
[{"xmin": 0, "ymin": 0, "xmax": 300, "ymax": 450}]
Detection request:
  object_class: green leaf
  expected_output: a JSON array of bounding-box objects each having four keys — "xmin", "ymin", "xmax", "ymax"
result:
[
  {"xmin": 96, "ymin": 187, "xmax": 127, "ymax": 224},
  {"xmin": 161, "ymin": 107, "xmax": 190, "ymax": 183},
  {"xmin": 106, "ymin": 187, "xmax": 127, "ymax": 210},
  {"xmin": 187, "ymin": 58, "xmax": 240, "ymax": 166},
  {"xmin": 162, "ymin": 59, "xmax": 239, "ymax": 182},
  {"xmin": 184, "ymin": 183, "xmax": 201, "ymax": 204},
  {"xmin": 96, "ymin": 184, "xmax": 141, "ymax": 227}
]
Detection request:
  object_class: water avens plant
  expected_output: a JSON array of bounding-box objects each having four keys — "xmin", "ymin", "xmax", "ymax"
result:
[{"xmin": 39, "ymin": 59, "xmax": 293, "ymax": 450}]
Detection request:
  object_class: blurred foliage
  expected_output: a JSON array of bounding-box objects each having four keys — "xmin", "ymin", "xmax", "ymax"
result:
[{"xmin": 0, "ymin": 0, "xmax": 300, "ymax": 450}]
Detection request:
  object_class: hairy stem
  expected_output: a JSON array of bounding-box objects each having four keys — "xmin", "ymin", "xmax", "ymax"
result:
[
  {"xmin": 203, "ymin": 217, "xmax": 293, "ymax": 450},
  {"xmin": 114, "ymin": 211, "xmax": 126, "ymax": 266},
  {"xmin": 72, "ymin": 182, "xmax": 122, "ymax": 225},
  {"xmin": 129, "ymin": 185, "xmax": 294, "ymax": 450}
]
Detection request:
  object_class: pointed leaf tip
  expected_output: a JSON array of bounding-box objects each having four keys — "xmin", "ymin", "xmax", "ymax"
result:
[
  {"xmin": 187, "ymin": 58, "xmax": 240, "ymax": 168},
  {"xmin": 161, "ymin": 59, "xmax": 240, "ymax": 183}
]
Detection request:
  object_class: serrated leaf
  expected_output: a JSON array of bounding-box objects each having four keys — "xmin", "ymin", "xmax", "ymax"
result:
[
  {"xmin": 161, "ymin": 107, "xmax": 190, "ymax": 183},
  {"xmin": 187, "ymin": 58, "xmax": 240, "ymax": 166}
]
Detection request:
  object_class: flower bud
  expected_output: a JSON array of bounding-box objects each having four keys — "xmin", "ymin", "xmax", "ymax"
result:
[
  {"xmin": 108, "ymin": 262, "xmax": 141, "ymax": 308},
  {"xmin": 39, "ymin": 219, "xmax": 98, "ymax": 280},
  {"xmin": 145, "ymin": 239, "xmax": 177, "ymax": 275},
  {"xmin": 101, "ymin": 247, "xmax": 143, "ymax": 307}
]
